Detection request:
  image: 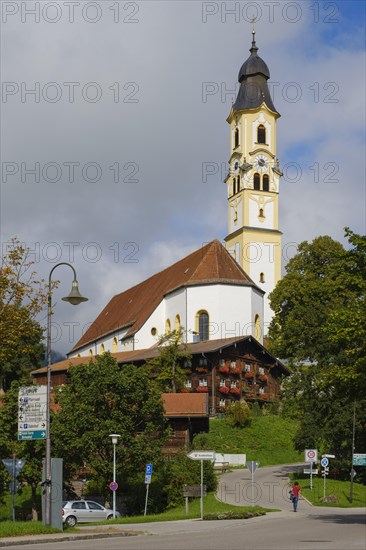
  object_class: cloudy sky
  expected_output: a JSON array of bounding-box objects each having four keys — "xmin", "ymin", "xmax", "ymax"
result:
[{"xmin": 1, "ymin": 0, "xmax": 365, "ymax": 355}]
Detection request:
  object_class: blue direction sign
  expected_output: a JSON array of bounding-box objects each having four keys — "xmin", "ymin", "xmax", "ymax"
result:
[
  {"xmin": 321, "ymin": 457, "xmax": 329, "ymax": 468},
  {"xmin": 18, "ymin": 430, "xmax": 46, "ymax": 440}
]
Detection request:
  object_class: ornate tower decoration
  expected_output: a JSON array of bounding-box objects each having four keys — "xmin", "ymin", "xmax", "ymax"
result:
[{"xmin": 225, "ymin": 28, "xmax": 283, "ymax": 333}]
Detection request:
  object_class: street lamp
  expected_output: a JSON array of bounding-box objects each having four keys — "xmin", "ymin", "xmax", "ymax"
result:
[
  {"xmin": 45, "ymin": 263, "xmax": 88, "ymax": 526},
  {"xmin": 109, "ymin": 434, "xmax": 121, "ymax": 519}
]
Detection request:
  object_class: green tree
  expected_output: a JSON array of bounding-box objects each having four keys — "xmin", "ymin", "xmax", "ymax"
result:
[
  {"xmin": 0, "ymin": 238, "xmax": 52, "ymax": 390},
  {"xmin": 225, "ymin": 400, "xmax": 252, "ymax": 428},
  {"xmin": 147, "ymin": 329, "xmax": 191, "ymax": 393},
  {"xmin": 51, "ymin": 353, "xmax": 170, "ymax": 500},
  {"xmin": 0, "ymin": 380, "xmax": 45, "ymax": 519},
  {"xmin": 269, "ymin": 229, "xmax": 366, "ymax": 479}
]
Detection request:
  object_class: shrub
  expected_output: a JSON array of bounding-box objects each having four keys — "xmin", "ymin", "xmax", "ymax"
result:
[{"xmin": 226, "ymin": 400, "xmax": 251, "ymax": 428}]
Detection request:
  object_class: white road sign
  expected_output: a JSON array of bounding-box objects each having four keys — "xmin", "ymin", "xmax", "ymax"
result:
[
  {"xmin": 305, "ymin": 449, "xmax": 318, "ymax": 463},
  {"xmin": 18, "ymin": 385, "xmax": 47, "ymax": 440},
  {"xmin": 187, "ymin": 450, "xmax": 215, "ymax": 461}
]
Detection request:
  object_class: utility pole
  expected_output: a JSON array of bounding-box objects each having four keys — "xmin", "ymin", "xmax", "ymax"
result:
[{"xmin": 350, "ymin": 402, "xmax": 356, "ymax": 503}]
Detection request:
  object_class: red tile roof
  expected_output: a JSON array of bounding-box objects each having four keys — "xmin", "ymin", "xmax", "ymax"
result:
[
  {"xmin": 71, "ymin": 240, "xmax": 260, "ymax": 352},
  {"xmin": 162, "ymin": 393, "xmax": 208, "ymax": 417}
]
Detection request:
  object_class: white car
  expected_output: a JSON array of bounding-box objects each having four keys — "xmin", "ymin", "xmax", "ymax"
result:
[{"xmin": 62, "ymin": 500, "xmax": 121, "ymax": 526}]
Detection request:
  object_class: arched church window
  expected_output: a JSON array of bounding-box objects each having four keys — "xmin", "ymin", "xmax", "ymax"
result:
[
  {"xmin": 175, "ymin": 315, "xmax": 181, "ymax": 333},
  {"xmin": 100, "ymin": 343, "xmax": 105, "ymax": 354},
  {"xmin": 254, "ymin": 314, "xmax": 261, "ymax": 341},
  {"xmin": 257, "ymin": 125, "xmax": 266, "ymax": 144},
  {"xmin": 263, "ymin": 174, "xmax": 269, "ymax": 192},
  {"xmin": 233, "ymin": 178, "xmax": 236, "ymax": 195},
  {"xmin": 237, "ymin": 175, "xmax": 240, "ymax": 192},
  {"xmin": 112, "ymin": 337, "xmax": 118, "ymax": 353},
  {"xmin": 259, "ymin": 208, "xmax": 264, "ymax": 218},
  {"xmin": 234, "ymin": 127, "xmax": 239, "ymax": 148},
  {"xmin": 165, "ymin": 319, "xmax": 171, "ymax": 334},
  {"xmin": 259, "ymin": 272, "xmax": 265, "ymax": 283},
  {"xmin": 197, "ymin": 311, "xmax": 209, "ymax": 341},
  {"xmin": 254, "ymin": 173, "xmax": 260, "ymax": 190}
]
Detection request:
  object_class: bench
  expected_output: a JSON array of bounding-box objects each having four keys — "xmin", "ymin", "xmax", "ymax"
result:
[{"xmin": 213, "ymin": 462, "xmax": 230, "ymax": 473}]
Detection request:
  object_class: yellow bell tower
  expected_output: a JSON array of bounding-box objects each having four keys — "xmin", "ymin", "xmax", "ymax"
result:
[{"xmin": 225, "ymin": 29, "xmax": 282, "ymax": 334}]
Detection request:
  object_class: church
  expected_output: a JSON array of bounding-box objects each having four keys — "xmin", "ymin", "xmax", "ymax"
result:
[{"xmin": 33, "ymin": 30, "xmax": 289, "ymax": 414}]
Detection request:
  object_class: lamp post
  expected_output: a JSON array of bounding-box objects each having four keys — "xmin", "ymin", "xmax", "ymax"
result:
[
  {"xmin": 109, "ymin": 434, "xmax": 121, "ymax": 518},
  {"xmin": 45, "ymin": 263, "xmax": 88, "ymax": 526}
]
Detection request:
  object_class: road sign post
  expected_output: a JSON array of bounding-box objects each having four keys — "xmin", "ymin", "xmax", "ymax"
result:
[
  {"xmin": 187, "ymin": 451, "xmax": 215, "ymax": 519},
  {"xmin": 321, "ymin": 457, "xmax": 329, "ymax": 498},
  {"xmin": 2, "ymin": 456, "xmax": 26, "ymax": 521},
  {"xmin": 246, "ymin": 461, "xmax": 260, "ymax": 506},
  {"xmin": 144, "ymin": 463, "xmax": 153, "ymax": 517},
  {"xmin": 305, "ymin": 449, "xmax": 318, "ymax": 490}
]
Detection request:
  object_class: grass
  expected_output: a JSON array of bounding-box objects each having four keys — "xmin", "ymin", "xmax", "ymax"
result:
[
  {"xmin": 196, "ymin": 415, "xmax": 303, "ymax": 466},
  {"xmin": 0, "ymin": 521, "xmax": 61, "ymax": 538},
  {"xmin": 300, "ymin": 477, "xmax": 366, "ymax": 508},
  {"xmin": 101, "ymin": 493, "xmax": 274, "ymax": 525},
  {"xmin": 0, "ymin": 485, "xmax": 41, "ymax": 522}
]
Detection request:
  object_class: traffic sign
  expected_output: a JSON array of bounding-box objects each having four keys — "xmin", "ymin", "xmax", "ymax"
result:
[
  {"xmin": 145, "ymin": 463, "xmax": 153, "ymax": 476},
  {"xmin": 187, "ymin": 450, "xmax": 215, "ymax": 461},
  {"xmin": 2, "ymin": 459, "xmax": 26, "ymax": 477},
  {"xmin": 353, "ymin": 454, "xmax": 366, "ymax": 466},
  {"xmin": 321, "ymin": 457, "xmax": 329, "ymax": 468},
  {"xmin": 247, "ymin": 461, "xmax": 260, "ymax": 474},
  {"xmin": 109, "ymin": 481, "xmax": 118, "ymax": 491},
  {"xmin": 145, "ymin": 474, "xmax": 152, "ymax": 484},
  {"xmin": 18, "ymin": 386, "xmax": 47, "ymax": 440},
  {"xmin": 305, "ymin": 449, "xmax": 318, "ymax": 463},
  {"xmin": 304, "ymin": 469, "xmax": 318, "ymax": 475}
]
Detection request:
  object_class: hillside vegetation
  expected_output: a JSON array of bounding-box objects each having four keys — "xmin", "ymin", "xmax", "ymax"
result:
[{"xmin": 193, "ymin": 415, "xmax": 303, "ymax": 466}]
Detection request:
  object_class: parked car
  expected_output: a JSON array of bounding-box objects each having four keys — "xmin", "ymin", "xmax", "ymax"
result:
[{"xmin": 62, "ymin": 500, "xmax": 121, "ymax": 526}]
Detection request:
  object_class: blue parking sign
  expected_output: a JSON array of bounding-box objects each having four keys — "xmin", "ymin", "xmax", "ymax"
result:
[{"xmin": 145, "ymin": 463, "xmax": 153, "ymax": 476}]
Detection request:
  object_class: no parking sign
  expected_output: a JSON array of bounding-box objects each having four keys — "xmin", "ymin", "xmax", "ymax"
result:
[{"xmin": 305, "ymin": 449, "xmax": 318, "ymax": 463}]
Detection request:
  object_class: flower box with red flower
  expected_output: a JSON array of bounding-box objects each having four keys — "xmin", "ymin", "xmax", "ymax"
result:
[
  {"xmin": 231, "ymin": 367, "xmax": 242, "ymax": 375},
  {"xmin": 230, "ymin": 387, "xmax": 241, "ymax": 395},
  {"xmin": 259, "ymin": 393, "xmax": 269, "ymax": 400},
  {"xmin": 180, "ymin": 388, "xmax": 192, "ymax": 393},
  {"xmin": 258, "ymin": 374, "xmax": 268, "ymax": 383},
  {"xmin": 196, "ymin": 367, "xmax": 208, "ymax": 373},
  {"xmin": 244, "ymin": 372, "xmax": 254, "ymax": 379},
  {"xmin": 219, "ymin": 386, "xmax": 229, "ymax": 395},
  {"xmin": 218, "ymin": 365, "xmax": 230, "ymax": 374},
  {"xmin": 247, "ymin": 392, "xmax": 256, "ymax": 398},
  {"xmin": 196, "ymin": 386, "xmax": 209, "ymax": 393}
]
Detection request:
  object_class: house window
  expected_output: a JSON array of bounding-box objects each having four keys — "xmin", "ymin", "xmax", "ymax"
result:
[
  {"xmin": 185, "ymin": 380, "xmax": 192, "ymax": 388},
  {"xmin": 199, "ymin": 378, "xmax": 208, "ymax": 387},
  {"xmin": 219, "ymin": 399, "xmax": 226, "ymax": 408},
  {"xmin": 230, "ymin": 361, "xmax": 236, "ymax": 369},
  {"xmin": 245, "ymin": 363, "xmax": 251, "ymax": 372},
  {"xmin": 219, "ymin": 359, "xmax": 226, "ymax": 367},
  {"xmin": 257, "ymin": 125, "xmax": 266, "ymax": 144},
  {"xmin": 112, "ymin": 337, "xmax": 118, "ymax": 353},
  {"xmin": 254, "ymin": 173, "xmax": 260, "ymax": 190},
  {"xmin": 197, "ymin": 311, "xmax": 209, "ymax": 341},
  {"xmin": 234, "ymin": 127, "xmax": 239, "ymax": 148},
  {"xmin": 258, "ymin": 367, "xmax": 265, "ymax": 375},
  {"xmin": 263, "ymin": 174, "xmax": 269, "ymax": 192},
  {"xmin": 219, "ymin": 379, "xmax": 226, "ymax": 387},
  {"xmin": 259, "ymin": 387, "xmax": 265, "ymax": 394},
  {"xmin": 230, "ymin": 381, "xmax": 237, "ymax": 388}
]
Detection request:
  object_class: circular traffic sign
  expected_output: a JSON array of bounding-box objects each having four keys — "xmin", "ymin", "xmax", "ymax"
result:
[
  {"xmin": 321, "ymin": 457, "xmax": 329, "ymax": 468},
  {"xmin": 109, "ymin": 481, "xmax": 118, "ymax": 491},
  {"xmin": 307, "ymin": 450, "xmax": 316, "ymax": 459}
]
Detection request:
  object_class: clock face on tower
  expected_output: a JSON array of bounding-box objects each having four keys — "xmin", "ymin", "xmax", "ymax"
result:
[{"xmin": 254, "ymin": 155, "xmax": 268, "ymax": 172}]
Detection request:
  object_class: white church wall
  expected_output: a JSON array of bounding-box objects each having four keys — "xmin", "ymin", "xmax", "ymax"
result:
[
  {"xmin": 68, "ymin": 326, "xmax": 131, "ymax": 358},
  {"xmin": 186, "ymin": 284, "xmax": 260, "ymax": 342}
]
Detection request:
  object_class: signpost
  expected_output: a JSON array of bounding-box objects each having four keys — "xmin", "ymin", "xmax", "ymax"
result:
[
  {"xmin": 305, "ymin": 449, "xmax": 318, "ymax": 490},
  {"xmin": 187, "ymin": 450, "xmax": 215, "ymax": 519},
  {"xmin": 2, "ymin": 456, "xmax": 25, "ymax": 521},
  {"xmin": 183, "ymin": 485, "xmax": 207, "ymax": 514},
  {"xmin": 144, "ymin": 463, "xmax": 153, "ymax": 516},
  {"xmin": 246, "ymin": 461, "xmax": 260, "ymax": 506},
  {"xmin": 18, "ymin": 386, "xmax": 47, "ymax": 440}
]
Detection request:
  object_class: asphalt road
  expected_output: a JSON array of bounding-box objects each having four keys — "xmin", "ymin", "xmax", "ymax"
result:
[{"xmin": 2, "ymin": 465, "xmax": 365, "ymax": 550}]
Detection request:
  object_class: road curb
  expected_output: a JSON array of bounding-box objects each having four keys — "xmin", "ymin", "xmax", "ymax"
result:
[{"xmin": 0, "ymin": 530, "xmax": 144, "ymax": 547}]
